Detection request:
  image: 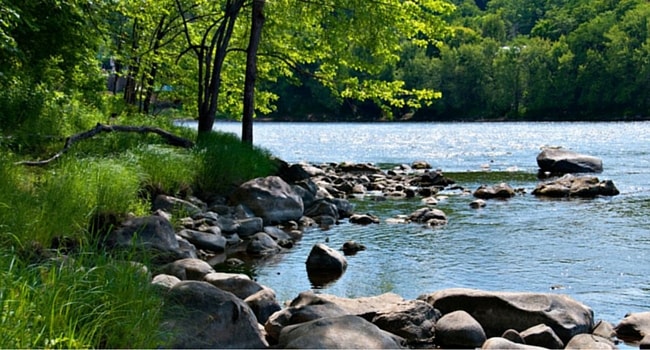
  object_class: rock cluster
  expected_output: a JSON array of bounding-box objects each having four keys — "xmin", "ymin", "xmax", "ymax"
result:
[{"xmin": 92, "ymin": 152, "xmax": 631, "ymax": 349}]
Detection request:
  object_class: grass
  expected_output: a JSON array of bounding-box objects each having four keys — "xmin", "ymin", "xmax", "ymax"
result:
[{"xmin": 0, "ymin": 115, "xmax": 279, "ymax": 348}]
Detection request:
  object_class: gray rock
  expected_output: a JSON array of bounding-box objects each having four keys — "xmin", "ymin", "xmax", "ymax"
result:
[
  {"xmin": 244, "ymin": 288, "xmax": 282, "ymax": 325},
  {"xmin": 592, "ymin": 319, "xmax": 617, "ymax": 340},
  {"xmin": 474, "ymin": 183, "xmax": 516, "ymax": 199},
  {"xmin": 203, "ymin": 272, "xmax": 263, "ymax": 300},
  {"xmin": 371, "ymin": 300, "xmax": 440, "ymax": 344},
  {"xmin": 104, "ymin": 216, "xmax": 189, "ymax": 263},
  {"xmin": 537, "ymin": 148, "xmax": 603, "ymax": 174},
  {"xmin": 614, "ymin": 311, "xmax": 650, "ymax": 343},
  {"xmin": 533, "ymin": 174, "xmax": 620, "ymax": 198},
  {"xmin": 288, "ymin": 290, "xmax": 405, "ymax": 320},
  {"xmin": 305, "ymin": 243, "xmax": 347, "ymax": 274},
  {"xmin": 246, "ymin": 232, "xmax": 281, "ymax": 255},
  {"xmin": 278, "ymin": 315, "xmax": 404, "ymax": 349},
  {"xmin": 418, "ymin": 288, "xmax": 594, "ymax": 344},
  {"xmin": 235, "ymin": 217, "xmax": 263, "ymax": 238},
  {"xmin": 151, "ymin": 273, "xmax": 181, "ymax": 290},
  {"xmin": 470, "ymin": 199, "xmax": 487, "ymax": 208},
  {"xmin": 230, "ymin": 176, "xmax": 304, "ymax": 225},
  {"xmin": 177, "ymin": 229, "xmax": 226, "ymax": 253},
  {"xmin": 304, "ymin": 199, "xmax": 340, "ymax": 220},
  {"xmin": 482, "ymin": 337, "xmax": 547, "ymax": 349},
  {"xmin": 502, "ymin": 328, "xmax": 525, "ymax": 344},
  {"xmin": 161, "ymin": 258, "xmax": 215, "ymax": 281},
  {"xmin": 520, "ymin": 323, "xmax": 564, "ymax": 348},
  {"xmin": 264, "ymin": 299, "xmax": 350, "ymax": 343},
  {"xmin": 161, "ymin": 281, "xmax": 267, "ymax": 348},
  {"xmin": 435, "ymin": 310, "xmax": 487, "ymax": 348},
  {"xmin": 407, "ymin": 207, "xmax": 448, "ymax": 226},
  {"xmin": 349, "ymin": 213, "xmax": 380, "ymax": 225},
  {"xmin": 152, "ymin": 194, "xmax": 202, "ymax": 216},
  {"xmin": 565, "ymin": 334, "xmax": 618, "ymax": 349}
]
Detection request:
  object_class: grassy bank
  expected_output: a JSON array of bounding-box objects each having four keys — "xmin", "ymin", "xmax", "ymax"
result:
[{"xmin": 0, "ymin": 115, "xmax": 277, "ymax": 348}]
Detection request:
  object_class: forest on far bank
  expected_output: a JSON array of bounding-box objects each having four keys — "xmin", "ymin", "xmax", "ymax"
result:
[{"xmin": 270, "ymin": 0, "xmax": 650, "ymax": 122}]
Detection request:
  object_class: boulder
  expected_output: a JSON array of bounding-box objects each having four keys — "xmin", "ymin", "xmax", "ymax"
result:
[
  {"xmin": 103, "ymin": 216, "xmax": 191, "ymax": 263},
  {"xmin": 304, "ymin": 199, "xmax": 340, "ymax": 220},
  {"xmin": 349, "ymin": 213, "xmax": 380, "ymax": 225},
  {"xmin": 161, "ymin": 281, "xmax": 267, "ymax": 348},
  {"xmin": 407, "ymin": 207, "xmax": 448, "ymax": 226},
  {"xmin": 473, "ymin": 183, "xmax": 516, "ymax": 199},
  {"xmin": 265, "ymin": 299, "xmax": 350, "ymax": 343},
  {"xmin": 614, "ymin": 311, "xmax": 650, "ymax": 342},
  {"xmin": 412, "ymin": 160, "xmax": 432, "ymax": 170},
  {"xmin": 520, "ymin": 323, "xmax": 564, "ymax": 348},
  {"xmin": 288, "ymin": 290, "xmax": 405, "ymax": 319},
  {"xmin": 246, "ymin": 232, "xmax": 281, "ymax": 256},
  {"xmin": 151, "ymin": 273, "xmax": 181, "ymax": 290},
  {"xmin": 177, "ymin": 229, "xmax": 226, "ymax": 253},
  {"xmin": 532, "ymin": 174, "xmax": 620, "ymax": 198},
  {"xmin": 203, "ymin": 272, "xmax": 264, "ymax": 300},
  {"xmin": 235, "ymin": 217, "xmax": 263, "ymax": 238},
  {"xmin": 482, "ymin": 337, "xmax": 547, "ymax": 349},
  {"xmin": 371, "ymin": 300, "xmax": 440, "ymax": 344},
  {"xmin": 230, "ymin": 176, "xmax": 304, "ymax": 225},
  {"xmin": 153, "ymin": 194, "xmax": 203, "ymax": 216},
  {"xmin": 161, "ymin": 258, "xmax": 215, "ymax": 281},
  {"xmin": 306, "ymin": 243, "xmax": 347, "ymax": 275},
  {"xmin": 470, "ymin": 199, "xmax": 487, "ymax": 208},
  {"xmin": 564, "ymin": 334, "xmax": 618, "ymax": 349},
  {"xmin": 341, "ymin": 240, "xmax": 366, "ymax": 255},
  {"xmin": 244, "ymin": 288, "xmax": 282, "ymax": 325},
  {"xmin": 277, "ymin": 315, "xmax": 404, "ymax": 349},
  {"xmin": 418, "ymin": 288, "xmax": 594, "ymax": 344},
  {"xmin": 435, "ymin": 310, "xmax": 487, "ymax": 348},
  {"xmin": 537, "ymin": 148, "xmax": 603, "ymax": 174}
]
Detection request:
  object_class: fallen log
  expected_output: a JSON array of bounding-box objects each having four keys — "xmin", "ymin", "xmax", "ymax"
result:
[{"xmin": 16, "ymin": 123, "xmax": 194, "ymax": 166}]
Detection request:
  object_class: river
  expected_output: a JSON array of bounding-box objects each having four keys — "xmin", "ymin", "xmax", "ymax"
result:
[{"xmin": 188, "ymin": 121, "xmax": 650, "ymax": 327}]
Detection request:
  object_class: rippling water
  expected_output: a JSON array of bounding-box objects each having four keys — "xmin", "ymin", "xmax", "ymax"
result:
[{"xmin": 198, "ymin": 121, "xmax": 650, "ymax": 326}]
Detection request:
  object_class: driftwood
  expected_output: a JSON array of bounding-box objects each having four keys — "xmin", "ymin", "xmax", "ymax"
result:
[{"xmin": 17, "ymin": 123, "xmax": 194, "ymax": 166}]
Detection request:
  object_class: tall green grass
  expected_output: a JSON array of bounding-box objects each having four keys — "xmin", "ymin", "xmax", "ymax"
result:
[
  {"xmin": 194, "ymin": 131, "xmax": 278, "ymax": 196},
  {"xmin": 0, "ymin": 249, "xmax": 165, "ymax": 348}
]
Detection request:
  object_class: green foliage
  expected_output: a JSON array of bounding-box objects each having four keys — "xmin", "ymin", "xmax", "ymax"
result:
[
  {"xmin": 0, "ymin": 250, "xmax": 165, "ymax": 348},
  {"xmin": 132, "ymin": 145, "xmax": 197, "ymax": 198},
  {"xmin": 194, "ymin": 131, "xmax": 278, "ymax": 196}
]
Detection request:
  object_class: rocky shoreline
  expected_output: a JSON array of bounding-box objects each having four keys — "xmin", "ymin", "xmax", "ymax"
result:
[{"xmin": 93, "ymin": 148, "xmax": 646, "ymax": 348}]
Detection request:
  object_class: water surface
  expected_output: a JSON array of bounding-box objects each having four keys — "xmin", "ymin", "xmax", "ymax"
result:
[{"xmin": 202, "ymin": 121, "xmax": 650, "ymax": 326}]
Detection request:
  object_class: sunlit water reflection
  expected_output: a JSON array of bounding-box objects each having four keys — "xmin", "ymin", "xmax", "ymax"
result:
[{"xmin": 192, "ymin": 121, "xmax": 650, "ymax": 326}]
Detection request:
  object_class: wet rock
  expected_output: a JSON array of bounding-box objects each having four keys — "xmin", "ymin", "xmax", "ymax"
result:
[
  {"xmin": 407, "ymin": 207, "xmax": 448, "ymax": 226},
  {"xmin": 533, "ymin": 174, "xmax": 620, "ymax": 198},
  {"xmin": 435, "ymin": 310, "xmax": 487, "ymax": 348},
  {"xmin": 235, "ymin": 217, "xmax": 263, "ymax": 238},
  {"xmin": 537, "ymin": 148, "xmax": 603, "ymax": 174},
  {"xmin": 349, "ymin": 213, "xmax": 380, "ymax": 225},
  {"xmin": 418, "ymin": 288, "xmax": 594, "ymax": 344},
  {"xmin": 470, "ymin": 199, "xmax": 487, "ymax": 208},
  {"xmin": 277, "ymin": 315, "xmax": 404, "ymax": 349},
  {"xmin": 306, "ymin": 243, "xmax": 347, "ymax": 275},
  {"xmin": 474, "ymin": 183, "xmax": 516, "ymax": 199},
  {"xmin": 341, "ymin": 240, "xmax": 366, "ymax": 255}
]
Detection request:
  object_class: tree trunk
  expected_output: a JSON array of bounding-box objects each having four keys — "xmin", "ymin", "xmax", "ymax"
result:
[
  {"xmin": 196, "ymin": 0, "xmax": 245, "ymax": 135},
  {"xmin": 242, "ymin": 0, "xmax": 265, "ymax": 145}
]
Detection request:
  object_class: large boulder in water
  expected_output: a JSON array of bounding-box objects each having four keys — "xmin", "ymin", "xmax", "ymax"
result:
[
  {"xmin": 230, "ymin": 176, "xmax": 304, "ymax": 225},
  {"xmin": 614, "ymin": 311, "xmax": 650, "ymax": 343},
  {"xmin": 537, "ymin": 148, "xmax": 603, "ymax": 174},
  {"xmin": 532, "ymin": 174, "xmax": 619, "ymax": 198},
  {"xmin": 417, "ymin": 288, "xmax": 594, "ymax": 344}
]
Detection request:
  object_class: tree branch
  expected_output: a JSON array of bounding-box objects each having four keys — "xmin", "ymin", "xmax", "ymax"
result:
[{"xmin": 16, "ymin": 123, "xmax": 194, "ymax": 167}]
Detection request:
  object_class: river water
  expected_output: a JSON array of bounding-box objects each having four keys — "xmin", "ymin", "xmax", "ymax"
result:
[{"xmin": 199, "ymin": 121, "xmax": 650, "ymax": 327}]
